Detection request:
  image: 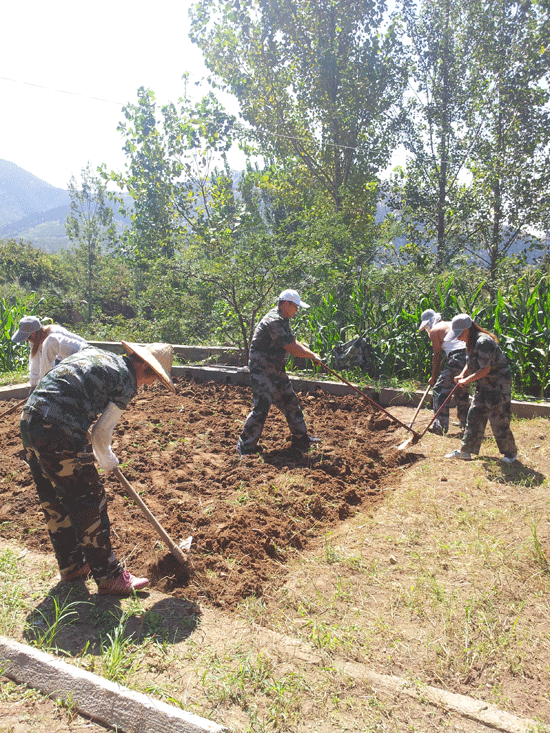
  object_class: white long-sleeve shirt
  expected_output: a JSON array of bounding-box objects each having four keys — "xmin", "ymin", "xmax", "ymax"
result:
[{"xmin": 29, "ymin": 326, "xmax": 87, "ymax": 387}]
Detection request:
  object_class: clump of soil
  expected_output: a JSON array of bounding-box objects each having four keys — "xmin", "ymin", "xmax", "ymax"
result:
[{"xmin": 0, "ymin": 379, "xmax": 410, "ymax": 609}]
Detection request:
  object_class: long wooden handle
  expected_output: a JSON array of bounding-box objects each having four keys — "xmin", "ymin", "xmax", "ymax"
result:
[
  {"xmin": 320, "ymin": 363, "xmax": 420, "ymax": 437},
  {"xmin": 0, "ymin": 399, "xmax": 27, "ymax": 421},
  {"xmin": 418, "ymin": 383, "xmax": 462, "ymax": 439},
  {"xmin": 113, "ymin": 467, "xmax": 187, "ymax": 565},
  {"xmin": 408, "ymin": 384, "xmax": 431, "ymax": 429}
]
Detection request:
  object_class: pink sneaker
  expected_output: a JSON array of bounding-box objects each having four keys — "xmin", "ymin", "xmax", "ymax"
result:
[
  {"xmin": 98, "ymin": 569, "xmax": 149, "ymax": 595},
  {"xmin": 59, "ymin": 563, "xmax": 91, "ymax": 582}
]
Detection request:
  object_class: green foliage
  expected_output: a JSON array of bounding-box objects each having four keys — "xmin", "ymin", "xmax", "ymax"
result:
[
  {"xmin": 190, "ymin": 0, "xmax": 407, "ymax": 209},
  {"xmin": 0, "ymin": 239, "xmax": 62, "ymax": 290},
  {"xmin": 0, "ymin": 295, "xmax": 41, "ymax": 372},
  {"xmin": 303, "ymin": 266, "xmax": 550, "ymax": 399},
  {"xmin": 66, "ymin": 162, "xmax": 117, "ymax": 322}
]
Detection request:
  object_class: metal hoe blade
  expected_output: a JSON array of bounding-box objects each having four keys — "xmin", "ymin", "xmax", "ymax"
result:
[{"xmin": 398, "ymin": 382, "xmax": 462, "ymax": 451}]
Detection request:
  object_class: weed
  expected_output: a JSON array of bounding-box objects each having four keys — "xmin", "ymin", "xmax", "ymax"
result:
[
  {"xmin": 26, "ymin": 593, "xmax": 86, "ymax": 652},
  {"xmin": 530, "ymin": 516, "xmax": 549, "ymax": 573},
  {"xmin": 0, "ymin": 547, "xmax": 27, "ymax": 635},
  {"xmin": 100, "ymin": 611, "xmax": 141, "ymax": 683}
]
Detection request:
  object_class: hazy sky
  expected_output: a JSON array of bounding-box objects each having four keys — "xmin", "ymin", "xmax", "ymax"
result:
[{"xmin": 1, "ymin": 0, "xmax": 242, "ymax": 189}]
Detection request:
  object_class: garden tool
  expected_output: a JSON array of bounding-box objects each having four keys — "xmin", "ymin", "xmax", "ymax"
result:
[
  {"xmin": 0, "ymin": 399, "xmax": 27, "ymax": 421},
  {"xmin": 320, "ymin": 363, "xmax": 421, "ymax": 439},
  {"xmin": 113, "ymin": 467, "xmax": 192, "ymax": 565},
  {"xmin": 398, "ymin": 382, "xmax": 462, "ymax": 451},
  {"xmin": 408, "ymin": 384, "xmax": 431, "ymax": 429}
]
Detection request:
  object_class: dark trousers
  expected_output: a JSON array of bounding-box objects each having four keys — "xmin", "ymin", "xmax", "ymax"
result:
[{"xmin": 20, "ymin": 413, "xmax": 122, "ymax": 582}]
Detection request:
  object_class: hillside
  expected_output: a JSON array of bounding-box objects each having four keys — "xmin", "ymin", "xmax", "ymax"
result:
[
  {"xmin": 0, "ymin": 159, "xmax": 70, "ymax": 228},
  {"xmin": 0, "ymin": 160, "xmax": 129, "ymax": 252}
]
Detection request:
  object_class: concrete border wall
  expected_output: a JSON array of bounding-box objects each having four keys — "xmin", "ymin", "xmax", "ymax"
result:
[{"xmin": 2, "ymin": 343, "xmax": 549, "ymax": 419}]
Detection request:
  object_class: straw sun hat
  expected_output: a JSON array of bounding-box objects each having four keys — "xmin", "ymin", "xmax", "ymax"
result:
[{"xmin": 121, "ymin": 341, "xmax": 176, "ymax": 393}]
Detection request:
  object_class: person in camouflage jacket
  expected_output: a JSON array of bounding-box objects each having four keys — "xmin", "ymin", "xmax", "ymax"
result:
[
  {"xmin": 444, "ymin": 314, "xmax": 518, "ymax": 464},
  {"xmin": 237, "ymin": 289, "xmax": 322, "ymax": 456},
  {"xmin": 19, "ymin": 342, "xmax": 175, "ymax": 595}
]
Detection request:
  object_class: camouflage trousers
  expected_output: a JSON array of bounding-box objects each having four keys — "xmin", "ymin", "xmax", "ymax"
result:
[
  {"xmin": 238, "ymin": 362, "xmax": 308, "ymax": 452},
  {"xmin": 20, "ymin": 410, "xmax": 122, "ymax": 583},
  {"xmin": 461, "ymin": 380, "xmax": 517, "ymax": 457},
  {"xmin": 433, "ymin": 350, "xmax": 470, "ymax": 430}
]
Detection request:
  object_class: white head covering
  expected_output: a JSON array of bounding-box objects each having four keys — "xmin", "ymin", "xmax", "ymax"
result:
[
  {"xmin": 278, "ymin": 289, "xmax": 310, "ymax": 308},
  {"xmin": 418, "ymin": 310, "xmax": 441, "ymax": 332}
]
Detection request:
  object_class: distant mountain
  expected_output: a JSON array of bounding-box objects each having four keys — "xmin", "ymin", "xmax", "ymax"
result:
[
  {"xmin": 0, "ymin": 160, "xmax": 129, "ymax": 253},
  {"xmin": 0, "ymin": 160, "xmax": 70, "ymax": 228}
]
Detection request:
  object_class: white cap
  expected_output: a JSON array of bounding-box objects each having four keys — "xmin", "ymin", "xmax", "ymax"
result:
[
  {"xmin": 278, "ymin": 289, "xmax": 310, "ymax": 308},
  {"xmin": 418, "ymin": 309, "xmax": 437, "ymax": 332}
]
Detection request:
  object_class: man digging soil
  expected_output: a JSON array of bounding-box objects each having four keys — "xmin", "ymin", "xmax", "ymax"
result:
[
  {"xmin": 19, "ymin": 341, "xmax": 176, "ymax": 595},
  {"xmin": 237, "ymin": 289, "xmax": 322, "ymax": 456}
]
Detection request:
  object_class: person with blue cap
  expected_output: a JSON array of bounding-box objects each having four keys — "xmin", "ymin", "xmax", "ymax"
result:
[
  {"xmin": 12, "ymin": 316, "xmax": 87, "ymax": 392},
  {"xmin": 444, "ymin": 314, "xmax": 518, "ymax": 463},
  {"xmin": 236, "ymin": 289, "xmax": 322, "ymax": 456}
]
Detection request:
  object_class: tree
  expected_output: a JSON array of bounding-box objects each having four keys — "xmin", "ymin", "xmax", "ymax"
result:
[
  {"xmin": 189, "ymin": 0, "xmax": 407, "ymax": 217},
  {"xmin": 66, "ymin": 163, "xmax": 116, "ymax": 321},
  {"xmin": 463, "ymin": 0, "xmax": 550, "ymax": 286},
  {"xmin": 390, "ymin": 0, "xmax": 477, "ymax": 271},
  {"xmin": 102, "ymin": 86, "xmax": 238, "ymax": 283}
]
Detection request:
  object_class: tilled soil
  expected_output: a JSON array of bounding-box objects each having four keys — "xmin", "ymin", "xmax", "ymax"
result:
[{"xmin": 0, "ymin": 378, "xmax": 411, "ymax": 609}]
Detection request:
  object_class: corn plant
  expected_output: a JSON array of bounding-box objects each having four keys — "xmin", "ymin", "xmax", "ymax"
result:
[{"xmin": 0, "ymin": 295, "xmax": 42, "ymax": 372}]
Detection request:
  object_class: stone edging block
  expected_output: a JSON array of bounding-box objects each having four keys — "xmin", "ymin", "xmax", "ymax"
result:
[{"xmin": 0, "ymin": 635, "xmax": 226, "ymax": 733}]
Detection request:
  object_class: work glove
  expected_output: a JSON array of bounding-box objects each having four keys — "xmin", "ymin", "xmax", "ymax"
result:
[{"xmin": 90, "ymin": 402, "xmax": 124, "ymax": 473}]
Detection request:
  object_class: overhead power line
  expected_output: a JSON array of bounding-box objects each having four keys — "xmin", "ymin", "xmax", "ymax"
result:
[
  {"xmin": 0, "ymin": 75, "xmax": 125, "ymax": 107},
  {"xmin": 0, "ymin": 74, "xmax": 465, "ymax": 166}
]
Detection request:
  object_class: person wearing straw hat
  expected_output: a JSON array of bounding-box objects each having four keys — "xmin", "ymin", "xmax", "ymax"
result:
[
  {"xmin": 12, "ymin": 316, "xmax": 87, "ymax": 392},
  {"xmin": 443, "ymin": 314, "xmax": 518, "ymax": 463},
  {"xmin": 418, "ymin": 309, "xmax": 470, "ymax": 435},
  {"xmin": 236, "ymin": 289, "xmax": 322, "ymax": 456},
  {"xmin": 19, "ymin": 341, "xmax": 176, "ymax": 595}
]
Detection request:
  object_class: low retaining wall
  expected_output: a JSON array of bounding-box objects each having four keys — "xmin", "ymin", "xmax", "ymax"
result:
[{"xmin": 2, "ymin": 342, "xmax": 549, "ymax": 419}]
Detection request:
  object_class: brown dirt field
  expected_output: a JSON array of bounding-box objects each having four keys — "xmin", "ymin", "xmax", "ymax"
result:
[
  {"xmin": 0, "ymin": 378, "xmax": 409, "ymax": 610},
  {"xmin": 1, "ymin": 378, "xmax": 549, "ymax": 733}
]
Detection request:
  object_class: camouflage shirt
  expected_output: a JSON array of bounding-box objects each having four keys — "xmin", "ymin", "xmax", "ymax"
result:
[
  {"xmin": 249, "ymin": 307, "xmax": 296, "ymax": 370},
  {"xmin": 24, "ymin": 346, "xmax": 137, "ymax": 439},
  {"xmin": 468, "ymin": 335, "xmax": 512, "ymax": 385}
]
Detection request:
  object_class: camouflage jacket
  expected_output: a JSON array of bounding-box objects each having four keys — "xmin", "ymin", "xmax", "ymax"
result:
[
  {"xmin": 24, "ymin": 346, "xmax": 137, "ymax": 439},
  {"xmin": 249, "ymin": 307, "xmax": 296, "ymax": 370},
  {"xmin": 467, "ymin": 335, "xmax": 512, "ymax": 386}
]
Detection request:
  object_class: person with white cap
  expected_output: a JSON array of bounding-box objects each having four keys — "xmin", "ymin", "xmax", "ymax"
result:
[
  {"xmin": 19, "ymin": 341, "xmax": 176, "ymax": 594},
  {"xmin": 236, "ymin": 289, "xmax": 322, "ymax": 456},
  {"xmin": 12, "ymin": 316, "xmax": 87, "ymax": 392},
  {"xmin": 443, "ymin": 314, "xmax": 518, "ymax": 463},
  {"xmin": 418, "ymin": 309, "xmax": 470, "ymax": 434}
]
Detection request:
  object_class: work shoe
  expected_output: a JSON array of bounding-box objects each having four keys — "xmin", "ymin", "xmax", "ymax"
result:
[
  {"xmin": 501, "ymin": 453, "xmax": 517, "ymax": 465},
  {"xmin": 291, "ymin": 435, "xmax": 321, "ymax": 450},
  {"xmin": 98, "ymin": 570, "xmax": 149, "ymax": 596},
  {"xmin": 59, "ymin": 563, "xmax": 91, "ymax": 582},
  {"xmin": 428, "ymin": 421, "xmax": 446, "ymax": 436},
  {"xmin": 445, "ymin": 449, "xmax": 472, "ymax": 461}
]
